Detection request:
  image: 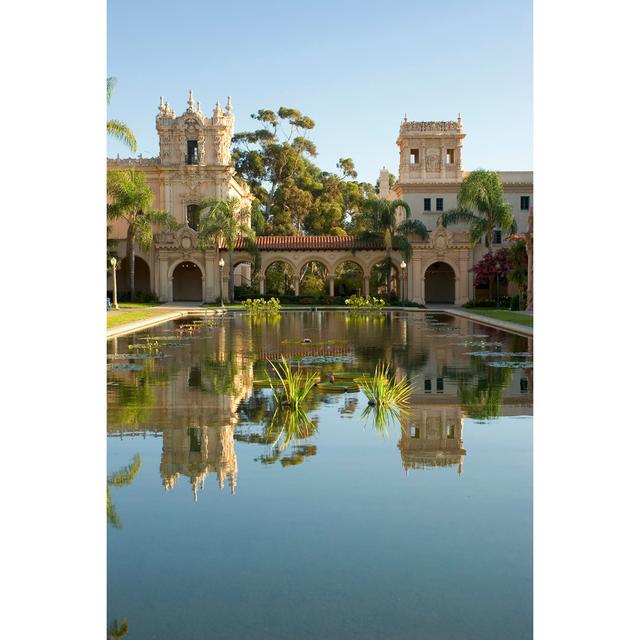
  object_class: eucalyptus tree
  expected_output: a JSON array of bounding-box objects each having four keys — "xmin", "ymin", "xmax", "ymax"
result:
[
  {"xmin": 233, "ymin": 107, "xmax": 316, "ymax": 225},
  {"xmin": 354, "ymin": 198, "xmax": 428, "ymax": 299},
  {"xmin": 107, "ymin": 169, "xmax": 177, "ymax": 300},
  {"xmin": 107, "ymin": 77, "xmax": 137, "ymax": 153},
  {"xmin": 441, "ymin": 169, "xmax": 515, "ymax": 252},
  {"xmin": 197, "ymin": 197, "xmax": 257, "ymax": 302}
]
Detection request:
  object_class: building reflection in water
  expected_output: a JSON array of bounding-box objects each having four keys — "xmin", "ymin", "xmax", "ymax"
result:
[
  {"xmin": 108, "ymin": 312, "xmax": 534, "ymax": 496},
  {"xmin": 398, "ymin": 406, "xmax": 466, "ymax": 476},
  {"xmin": 160, "ymin": 423, "xmax": 238, "ymax": 500}
]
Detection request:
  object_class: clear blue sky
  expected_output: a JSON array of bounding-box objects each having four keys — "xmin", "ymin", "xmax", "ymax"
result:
[{"xmin": 107, "ymin": 0, "xmax": 531, "ymax": 183}]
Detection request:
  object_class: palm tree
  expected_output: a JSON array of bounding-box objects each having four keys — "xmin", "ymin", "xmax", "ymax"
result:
[
  {"xmin": 107, "ymin": 77, "xmax": 137, "ymax": 153},
  {"xmin": 441, "ymin": 169, "xmax": 515, "ymax": 252},
  {"xmin": 355, "ymin": 198, "xmax": 428, "ymax": 300},
  {"xmin": 197, "ymin": 197, "xmax": 256, "ymax": 303},
  {"xmin": 107, "ymin": 169, "xmax": 177, "ymax": 300}
]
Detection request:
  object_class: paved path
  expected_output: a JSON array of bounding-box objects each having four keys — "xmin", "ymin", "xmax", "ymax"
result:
[{"xmin": 424, "ymin": 304, "xmax": 533, "ymax": 337}]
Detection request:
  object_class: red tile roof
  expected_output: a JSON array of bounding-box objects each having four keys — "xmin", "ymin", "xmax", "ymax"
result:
[{"xmin": 231, "ymin": 236, "xmax": 384, "ymax": 251}]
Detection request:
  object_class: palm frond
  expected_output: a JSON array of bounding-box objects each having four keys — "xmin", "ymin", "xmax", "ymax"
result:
[
  {"xmin": 441, "ymin": 207, "xmax": 479, "ymax": 227},
  {"xmin": 107, "ymin": 119, "xmax": 138, "ymax": 152},
  {"xmin": 397, "ymin": 218, "xmax": 428, "ymax": 240}
]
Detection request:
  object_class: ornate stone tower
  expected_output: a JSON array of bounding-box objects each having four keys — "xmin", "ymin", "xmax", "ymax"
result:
[
  {"xmin": 397, "ymin": 114, "xmax": 465, "ymax": 184},
  {"xmin": 156, "ymin": 90, "xmax": 234, "ymax": 167}
]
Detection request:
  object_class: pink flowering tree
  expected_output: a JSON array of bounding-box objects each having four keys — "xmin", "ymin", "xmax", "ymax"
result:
[{"xmin": 470, "ymin": 248, "xmax": 512, "ymax": 301}]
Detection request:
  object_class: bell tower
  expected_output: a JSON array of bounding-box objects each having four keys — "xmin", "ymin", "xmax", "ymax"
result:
[
  {"xmin": 155, "ymin": 90, "xmax": 234, "ymax": 167},
  {"xmin": 397, "ymin": 113, "xmax": 465, "ymax": 185}
]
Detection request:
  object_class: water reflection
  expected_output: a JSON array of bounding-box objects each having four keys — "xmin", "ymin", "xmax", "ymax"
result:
[
  {"xmin": 107, "ymin": 311, "xmax": 532, "ymax": 499},
  {"xmin": 398, "ymin": 406, "xmax": 466, "ymax": 475},
  {"xmin": 160, "ymin": 423, "xmax": 237, "ymax": 500}
]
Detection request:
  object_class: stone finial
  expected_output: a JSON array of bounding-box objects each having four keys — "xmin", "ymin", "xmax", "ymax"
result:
[
  {"xmin": 159, "ymin": 96, "xmax": 164, "ymax": 109},
  {"xmin": 404, "ymin": 113, "xmax": 408, "ymax": 122},
  {"xmin": 197, "ymin": 100, "xmax": 201, "ymax": 112},
  {"xmin": 226, "ymin": 96, "xmax": 233, "ymax": 113},
  {"xmin": 457, "ymin": 112, "xmax": 462, "ymax": 128},
  {"xmin": 214, "ymin": 100, "xmax": 223, "ymax": 118},
  {"xmin": 188, "ymin": 89, "xmax": 194, "ymax": 111}
]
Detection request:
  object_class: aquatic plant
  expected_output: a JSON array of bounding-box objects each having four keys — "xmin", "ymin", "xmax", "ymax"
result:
[
  {"xmin": 266, "ymin": 406, "xmax": 317, "ymax": 451},
  {"xmin": 344, "ymin": 294, "xmax": 386, "ymax": 311},
  {"xmin": 267, "ymin": 356, "xmax": 318, "ymax": 411},
  {"xmin": 242, "ymin": 297, "xmax": 281, "ymax": 314},
  {"xmin": 359, "ymin": 363, "xmax": 412, "ymax": 413}
]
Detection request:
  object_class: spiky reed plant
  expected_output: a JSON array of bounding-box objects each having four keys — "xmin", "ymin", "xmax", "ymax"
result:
[
  {"xmin": 359, "ymin": 363, "xmax": 412, "ymax": 413},
  {"xmin": 266, "ymin": 406, "xmax": 317, "ymax": 451},
  {"xmin": 267, "ymin": 356, "xmax": 318, "ymax": 412}
]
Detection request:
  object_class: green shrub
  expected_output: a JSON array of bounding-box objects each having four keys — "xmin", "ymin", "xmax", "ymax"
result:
[
  {"xmin": 509, "ymin": 295, "xmax": 520, "ymax": 311},
  {"xmin": 242, "ymin": 297, "xmax": 281, "ymax": 314},
  {"xmin": 345, "ymin": 295, "xmax": 386, "ymax": 311}
]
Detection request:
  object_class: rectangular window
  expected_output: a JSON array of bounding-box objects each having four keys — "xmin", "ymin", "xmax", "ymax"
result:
[
  {"xmin": 187, "ymin": 140, "xmax": 199, "ymax": 164},
  {"xmin": 493, "ymin": 229, "xmax": 502, "ymax": 244},
  {"xmin": 424, "ymin": 379, "xmax": 432, "ymax": 392},
  {"xmin": 410, "ymin": 149, "xmax": 419, "ymax": 164},
  {"xmin": 520, "ymin": 377, "xmax": 529, "ymax": 393},
  {"xmin": 423, "ymin": 198, "xmax": 431, "ymax": 212},
  {"xmin": 188, "ymin": 427, "xmax": 202, "ymax": 453},
  {"xmin": 436, "ymin": 198, "xmax": 444, "ymax": 211},
  {"xmin": 447, "ymin": 425, "xmax": 455, "ymax": 439},
  {"xmin": 436, "ymin": 377, "xmax": 444, "ymax": 392},
  {"xmin": 410, "ymin": 426, "xmax": 420, "ymax": 439},
  {"xmin": 446, "ymin": 148, "xmax": 455, "ymax": 164},
  {"xmin": 520, "ymin": 195, "xmax": 530, "ymax": 210}
]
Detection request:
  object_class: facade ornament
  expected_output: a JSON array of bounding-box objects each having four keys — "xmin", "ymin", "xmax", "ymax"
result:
[
  {"xmin": 226, "ymin": 96, "xmax": 233, "ymax": 113},
  {"xmin": 213, "ymin": 101, "xmax": 224, "ymax": 119},
  {"xmin": 187, "ymin": 89, "xmax": 194, "ymax": 112}
]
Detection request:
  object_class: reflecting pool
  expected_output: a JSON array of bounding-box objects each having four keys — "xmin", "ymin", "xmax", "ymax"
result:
[{"xmin": 107, "ymin": 311, "xmax": 532, "ymax": 639}]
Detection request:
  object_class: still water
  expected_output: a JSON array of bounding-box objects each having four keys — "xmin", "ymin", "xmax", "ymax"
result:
[{"xmin": 107, "ymin": 311, "xmax": 532, "ymax": 639}]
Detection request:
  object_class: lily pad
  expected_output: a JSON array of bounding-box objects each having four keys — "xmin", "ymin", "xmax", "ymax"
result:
[
  {"xmin": 316, "ymin": 382, "xmax": 359, "ymax": 393},
  {"xmin": 107, "ymin": 363, "xmax": 145, "ymax": 372},
  {"xmin": 487, "ymin": 361, "xmax": 534, "ymax": 369}
]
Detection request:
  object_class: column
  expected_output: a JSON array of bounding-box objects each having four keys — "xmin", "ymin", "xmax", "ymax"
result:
[
  {"xmin": 328, "ymin": 275, "xmax": 335, "ymax": 297},
  {"xmin": 204, "ymin": 251, "xmax": 215, "ymax": 303},
  {"xmin": 293, "ymin": 276, "xmax": 300, "ymax": 296},
  {"xmin": 258, "ymin": 274, "xmax": 265, "ymax": 295},
  {"xmin": 458, "ymin": 252, "xmax": 470, "ymax": 305},
  {"xmin": 411, "ymin": 259, "xmax": 421, "ymax": 303},
  {"xmin": 363, "ymin": 275, "xmax": 370, "ymax": 296},
  {"xmin": 158, "ymin": 255, "xmax": 169, "ymax": 301}
]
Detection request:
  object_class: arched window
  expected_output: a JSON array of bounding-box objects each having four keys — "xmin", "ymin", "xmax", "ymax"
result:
[{"xmin": 187, "ymin": 204, "xmax": 200, "ymax": 231}]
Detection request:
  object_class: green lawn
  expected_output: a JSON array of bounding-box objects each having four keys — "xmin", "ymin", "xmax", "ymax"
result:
[
  {"xmin": 463, "ymin": 308, "xmax": 533, "ymax": 328},
  {"xmin": 107, "ymin": 309, "xmax": 173, "ymax": 329}
]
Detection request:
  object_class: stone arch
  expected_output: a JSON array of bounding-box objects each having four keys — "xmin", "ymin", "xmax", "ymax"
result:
[
  {"xmin": 169, "ymin": 259, "xmax": 204, "ymax": 302},
  {"xmin": 116, "ymin": 255, "xmax": 151, "ymax": 298},
  {"xmin": 261, "ymin": 255, "xmax": 298, "ymax": 277},
  {"xmin": 263, "ymin": 259, "xmax": 296, "ymax": 296},
  {"xmin": 333, "ymin": 259, "xmax": 366, "ymax": 297},
  {"xmin": 298, "ymin": 259, "xmax": 329, "ymax": 297},
  {"xmin": 296, "ymin": 255, "xmax": 333, "ymax": 278},
  {"xmin": 424, "ymin": 260, "xmax": 456, "ymax": 304},
  {"xmin": 369, "ymin": 257, "xmax": 401, "ymax": 299}
]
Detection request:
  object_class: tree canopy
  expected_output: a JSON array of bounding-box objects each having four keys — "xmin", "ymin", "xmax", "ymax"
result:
[{"xmin": 232, "ymin": 106, "xmax": 376, "ymax": 236}]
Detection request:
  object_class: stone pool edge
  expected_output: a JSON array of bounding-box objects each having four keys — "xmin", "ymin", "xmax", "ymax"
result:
[{"xmin": 106, "ymin": 305, "xmax": 533, "ymax": 339}]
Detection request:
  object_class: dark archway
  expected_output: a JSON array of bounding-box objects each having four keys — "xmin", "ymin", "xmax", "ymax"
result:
[
  {"xmin": 265, "ymin": 261, "xmax": 295, "ymax": 296},
  {"xmin": 334, "ymin": 260, "xmax": 364, "ymax": 297},
  {"xmin": 173, "ymin": 262, "xmax": 203, "ymax": 301},
  {"xmin": 424, "ymin": 262, "xmax": 455, "ymax": 303},
  {"xmin": 116, "ymin": 256, "xmax": 151, "ymax": 297}
]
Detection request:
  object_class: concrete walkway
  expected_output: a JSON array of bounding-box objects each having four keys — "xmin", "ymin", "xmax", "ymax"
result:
[{"xmin": 424, "ymin": 304, "xmax": 533, "ymax": 337}]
